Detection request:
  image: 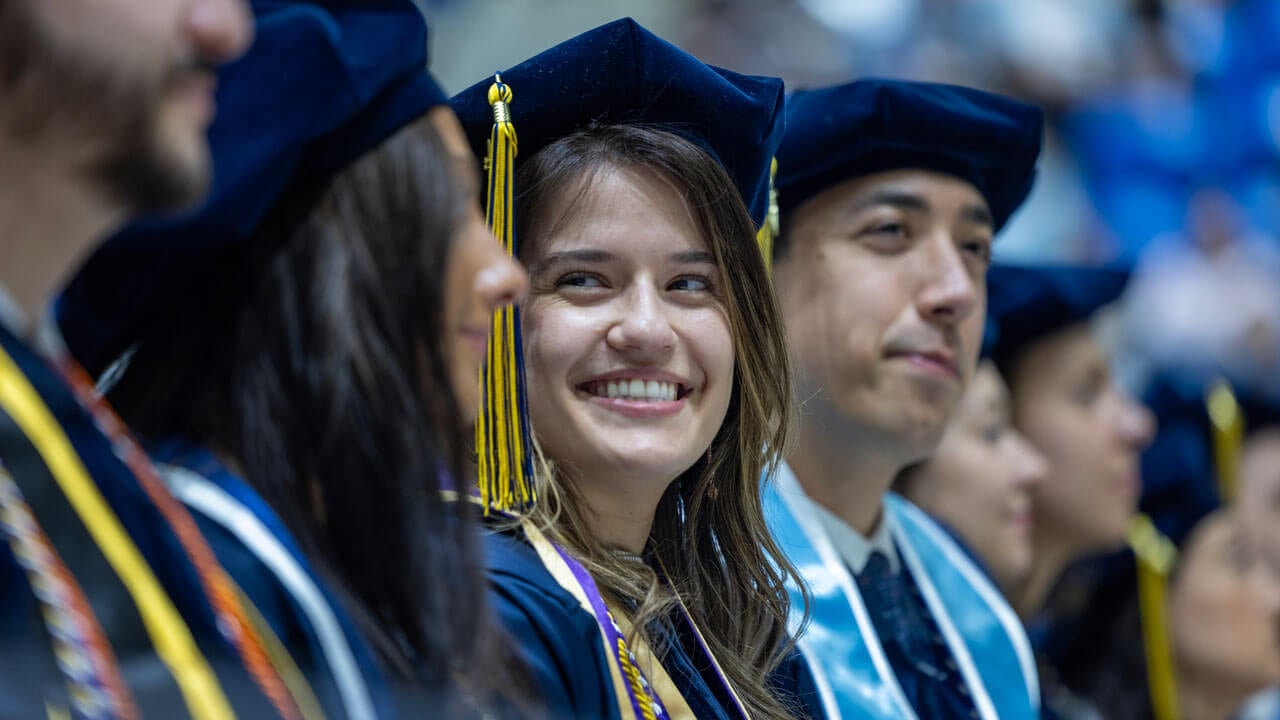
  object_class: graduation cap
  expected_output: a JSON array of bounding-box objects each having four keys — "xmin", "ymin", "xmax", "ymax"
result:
[
  {"xmin": 58, "ymin": 0, "xmax": 448, "ymax": 378},
  {"xmin": 984, "ymin": 263, "xmax": 1130, "ymax": 379},
  {"xmin": 450, "ymin": 18, "xmax": 785, "ymax": 231},
  {"xmin": 449, "ymin": 18, "xmax": 787, "ymax": 512},
  {"xmin": 774, "ymin": 78, "xmax": 1044, "ymax": 249}
]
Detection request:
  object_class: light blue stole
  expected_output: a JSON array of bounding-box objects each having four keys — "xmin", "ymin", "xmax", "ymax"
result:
[{"xmin": 763, "ymin": 463, "xmax": 1039, "ymax": 720}]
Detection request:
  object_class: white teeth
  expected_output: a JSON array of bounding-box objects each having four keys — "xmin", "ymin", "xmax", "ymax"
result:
[{"xmin": 590, "ymin": 379, "xmax": 680, "ymax": 401}]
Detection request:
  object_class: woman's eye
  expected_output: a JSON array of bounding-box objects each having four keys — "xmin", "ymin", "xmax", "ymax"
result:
[
  {"xmin": 557, "ymin": 272, "xmax": 605, "ymax": 289},
  {"xmin": 963, "ymin": 239, "xmax": 993, "ymax": 264},
  {"xmin": 865, "ymin": 222, "xmax": 906, "ymax": 237},
  {"xmin": 1071, "ymin": 372, "xmax": 1106, "ymax": 407},
  {"xmin": 669, "ymin": 275, "xmax": 712, "ymax": 292}
]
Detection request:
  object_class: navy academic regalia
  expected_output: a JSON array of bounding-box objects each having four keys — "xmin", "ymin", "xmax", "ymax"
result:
[
  {"xmin": 484, "ymin": 524, "xmax": 821, "ymax": 720},
  {"xmin": 150, "ymin": 438, "xmax": 393, "ymax": 720},
  {"xmin": 483, "ymin": 529, "xmax": 619, "ymax": 719},
  {"xmin": 765, "ymin": 78, "xmax": 1045, "ymax": 720},
  {"xmin": 56, "ymin": 2, "xmax": 453, "ymax": 718},
  {"xmin": 451, "ymin": 18, "xmax": 816, "ymax": 720},
  {"xmin": 0, "ymin": 324, "xmax": 301, "ymax": 719}
]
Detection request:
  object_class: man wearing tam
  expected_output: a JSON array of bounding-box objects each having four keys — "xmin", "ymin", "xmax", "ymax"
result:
[
  {"xmin": 762, "ymin": 79, "xmax": 1044, "ymax": 720},
  {"xmin": 0, "ymin": 1, "xmax": 281, "ymax": 718}
]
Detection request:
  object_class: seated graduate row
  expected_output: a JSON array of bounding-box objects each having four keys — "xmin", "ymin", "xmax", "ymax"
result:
[{"xmin": 22, "ymin": 1, "xmax": 1257, "ymax": 719}]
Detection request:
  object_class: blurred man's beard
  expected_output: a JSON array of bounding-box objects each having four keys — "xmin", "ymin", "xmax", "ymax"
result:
[{"xmin": 0, "ymin": 1, "xmax": 209, "ymax": 214}]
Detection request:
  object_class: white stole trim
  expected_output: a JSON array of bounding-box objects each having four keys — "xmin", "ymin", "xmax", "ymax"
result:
[
  {"xmin": 774, "ymin": 464, "xmax": 916, "ymax": 720},
  {"xmin": 891, "ymin": 496, "xmax": 1040, "ymax": 708},
  {"xmin": 160, "ymin": 464, "xmax": 377, "ymax": 720}
]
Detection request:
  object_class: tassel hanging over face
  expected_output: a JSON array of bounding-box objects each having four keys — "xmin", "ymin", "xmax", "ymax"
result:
[{"xmin": 476, "ymin": 74, "xmax": 536, "ymax": 513}]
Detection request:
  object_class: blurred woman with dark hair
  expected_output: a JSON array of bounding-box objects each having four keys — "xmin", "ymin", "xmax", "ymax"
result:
[{"xmin": 58, "ymin": 2, "xmax": 532, "ymax": 716}]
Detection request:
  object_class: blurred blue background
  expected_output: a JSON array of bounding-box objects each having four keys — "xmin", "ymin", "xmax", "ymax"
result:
[{"xmin": 423, "ymin": 0, "xmax": 1280, "ymax": 401}]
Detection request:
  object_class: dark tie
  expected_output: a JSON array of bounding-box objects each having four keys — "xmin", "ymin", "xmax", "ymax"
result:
[{"xmin": 857, "ymin": 549, "xmax": 980, "ymax": 719}]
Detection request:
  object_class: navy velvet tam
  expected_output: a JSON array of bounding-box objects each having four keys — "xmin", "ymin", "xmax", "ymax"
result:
[
  {"xmin": 59, "ymin": 0, "xmax": 448, "ymax": 378},
  {"xmin": 449, "ymin": 17, "xmax": 786, "ymax": 229},
  {"xmin": 774, "ymin": 79, "xmax": 1044, "ymax": 237},
  {"xmin": 983, "ymin": 263, "xmax": 1130, "ymax": 379}
]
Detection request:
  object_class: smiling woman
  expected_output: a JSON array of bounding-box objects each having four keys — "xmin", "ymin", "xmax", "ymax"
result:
[
  {"xmin": 521, "ymin": 157, "xmax": 737, "ymax": 522},
  {"xmin": 451, "ymin": 18, "xmax": 815, "ymax": 720}
]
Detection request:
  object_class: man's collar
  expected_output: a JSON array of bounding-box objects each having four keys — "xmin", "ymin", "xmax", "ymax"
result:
[{"xmin": 786, "ymin": 468, "xmax": 900, "ymax": 575}]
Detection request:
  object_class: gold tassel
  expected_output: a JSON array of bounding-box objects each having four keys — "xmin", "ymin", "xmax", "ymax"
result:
[
  {"xmin": 1128, "ymin": 514, "xmax": 1179, "ymax": 720},
  {"xmin": 755, "ymin": 157, "xmax": 779, "ymax": 273},
  {"xmin": 476, "ymin": 75, "xmax": 536, "ymax": 513},
  {"xmin": 1206, "ymin": 378, "xmax": 1242, "ymax": 504}
]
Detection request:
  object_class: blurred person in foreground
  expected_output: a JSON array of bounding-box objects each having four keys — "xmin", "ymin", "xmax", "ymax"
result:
[
  {"xmin": 0, "ymin": 1, "xmax": 332, "ymax": 718},
  {"xmin": 58, "ymin": 1, "xmax": 535, "ymax": 716},
  {"xmin": 763, "ymin": 78, "xmax": 1044, "ymax": 720}
]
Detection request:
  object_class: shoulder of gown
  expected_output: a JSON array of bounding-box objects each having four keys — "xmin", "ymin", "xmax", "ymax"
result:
[{"xmin": 483, "ymin": 527, "xmax": 620, "ymax": 720}]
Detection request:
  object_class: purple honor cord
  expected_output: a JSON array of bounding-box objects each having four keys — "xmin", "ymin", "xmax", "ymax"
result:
[
  {"xmin": 552, "ymin": 542, "xmax": 664, "ymax": 720},
  {"xmin": 551, "ymin": 542, "xmax": 752, "ymax": 720}
]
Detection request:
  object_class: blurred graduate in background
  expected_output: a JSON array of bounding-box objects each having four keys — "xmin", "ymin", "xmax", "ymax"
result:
[
  {"xmin": 1048, "ymin": 373, "xmax": 1280, "ymax": 720},
  {"xmin": 894, "ymin": 348, "xmax": 1049, "ymax": 593}
]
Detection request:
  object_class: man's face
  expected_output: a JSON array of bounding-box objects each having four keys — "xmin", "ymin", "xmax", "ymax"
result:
[
  {"xmin": 0, "ymin": 0, "xmax": 253, "ymax": 212},
  {"xmin": 773, "ymin": 169, "xmax": 991, "ymax": 464}
]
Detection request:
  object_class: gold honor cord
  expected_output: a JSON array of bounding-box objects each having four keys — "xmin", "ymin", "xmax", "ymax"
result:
[
  {"xmin": 1128, "ymin": 514, "xmax": 1179, "ymax": 720},
  {"xmin": 0, "ymin": 345, "xmax": 234, "ymax": 720},
  {"xmin": 229, "ymin": 582, "xmax": 327, "ymax": 720},
  {"xmin": 755, "ymin": 157, "xmax": 779, "ymax": 274},
  {"xmin": 476, "ymin": 74, "xmax": 536, "ymax": 513}
]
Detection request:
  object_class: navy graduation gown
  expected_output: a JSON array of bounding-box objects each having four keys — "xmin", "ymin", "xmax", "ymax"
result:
[
  {"xmin": 150, "ymin": 437, "xmax": 396, "ymax": 720},
  {"xmin": 485, "ymin": 528, "xmax": 619, "ymax": 719},
  {"xmin": 484, "ymin": 526, "xmax": 824, "ymax": 720},
  {"xmin": 0, "ymin": 324, "xmax": 285, "ymax": 718}
]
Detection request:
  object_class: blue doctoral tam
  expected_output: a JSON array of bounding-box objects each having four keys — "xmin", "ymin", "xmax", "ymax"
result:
[
  {"xmin": 59, "ymin": 0, "xmax": 449, "ymax": 378},
  {"xmin": 449, "ymin": 17, "xmax": 785, "ymax": 229},
  {"xmin": 984, "ymin": 263, "xmax": 1130, "ymax": 378},
  {"xmin": 775, "ymin": 79, "xmax": 1043, "ymax": 238}
]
